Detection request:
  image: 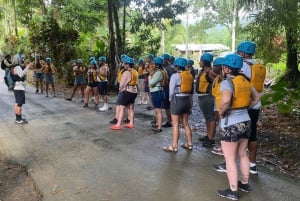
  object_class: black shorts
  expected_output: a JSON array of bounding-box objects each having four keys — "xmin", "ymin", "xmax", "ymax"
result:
[
  {"xmin": 14, "ymin": 90, "xmax": 25, "ymax": 106},
  {"xmin": 162, "ymin": 87, "xmax": 170, "ymax": 109},
  {"xmin": 87, "ymin": 82, "xmax": 99, "ymax": 88},
  {"xmin": 170, "ymin": 96, "xmax": 191, "ymax": 115},
  {"xmin": 98, "ymin": 81, "xmax": 108, "ymax": 95},
  {"xmin": 118, "ymin": 91, "xmax": 137, "ymax": 106}
]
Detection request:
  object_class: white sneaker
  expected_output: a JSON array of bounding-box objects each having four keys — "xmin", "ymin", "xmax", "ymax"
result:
[{"xmin": 99, "ymin": 103, "xmax": 108, "ymax": 111}]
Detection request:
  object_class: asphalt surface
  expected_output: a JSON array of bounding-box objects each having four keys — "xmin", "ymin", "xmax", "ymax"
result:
[{"xmin": 0, "ymin": 70, "xmax": 300, "ymax": 201}]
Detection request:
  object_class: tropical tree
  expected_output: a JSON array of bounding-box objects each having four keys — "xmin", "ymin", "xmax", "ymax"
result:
[{"xmin": 243, "ymin": 0, "xmax": 299, "ymax": 86}]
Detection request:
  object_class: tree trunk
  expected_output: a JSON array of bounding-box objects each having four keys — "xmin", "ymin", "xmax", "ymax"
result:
[
  {"xmin": 231, "ymin": 0, "xmax": 238, "ymax": 52},
  {"xmin": 39, "ymin": 0, "xmax": 48, "ymax": 14},
  {"xmin": 122, "ymin": 0, "xmax": 126, "ymax": 53},
  {"xmin": 108, "ymin": 0, "xmax": 117, "ymax": 89},
  {"xmin": 113, "ymin": 2, "xmax": 123, "ymax": 57},
  {"xmin": 12, "ymin": 0, "xmax": 18, "ymax": 36},
  {"xmin": 283, "ymin": 27, "xmax": 300, "ymax": 88},
  {"xmin": 282, "ymin": 0, "xmax": 299, "ymax": 88}
]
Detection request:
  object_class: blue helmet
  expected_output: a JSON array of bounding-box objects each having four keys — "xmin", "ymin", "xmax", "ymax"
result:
[
  {"xmin": 124, "ymin": 57, "xmax": 135, "ymax": 65},
  {"xmin": 223, "ymin": 54, "xmax": 243, "ymax": 69},
  {"xmin": 161, "ymin": 53, "xmax": 170, "ymax": 60},
  {"xmin": 121, "ymin": 54, "xmax": 128, "ymax": 62},
  {"xmin": 146, "ymin": 54, "xmax": 154, "ymax": 60},
  {"xmin": 153, "ymin": 57, "xmax": 163, "ymax": 65},
  {"xmin": 213, "ymin": 57, "xmax": 224, "ymax": 66},
  {"xmin": 237, "ymin": 41, "xmax": 256, "ymax": 54},
  {"xmin": 200, "ymin": 53, "xmax": 213, "ymax": 62},
  {"xmin": 45, "ymin": 57, "xmax": 51, "ymax": 62},
  {"xmin": 187, "ymin": 59, "xmax": 194, "ymax": 65},
  {"xmin": 170, "ymin": 55, "xmax": 175, "ymax": 62},
  {"xmin": 76, "ymin": 59, "xmax": 83, "ymax": 64},
  {"xmin": 90, "ymin": 60, "xmax": 97, "ymax": 65},
  {"xmin": 174, "ymin": 57, "xmax": 188, "ymax": 69},
  {"xmin": 99, "ymin": 56, "xmax": 106, "ymax": 62},
  {"xmin": 138, "ymin": 58, "xmax": 144, "ymax": 64},
  {"xmin": 35, "ymin": 54, "xmax": 40, "ymax": 58},
  {"xmin": 89, "ymin": 57, "xmax": 96, "ymax": 62}
]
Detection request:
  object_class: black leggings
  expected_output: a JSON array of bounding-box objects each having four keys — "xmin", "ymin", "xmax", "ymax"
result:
[{"xmin": 248, "ymin": 109, "xmax": 260, "ymax": 142}]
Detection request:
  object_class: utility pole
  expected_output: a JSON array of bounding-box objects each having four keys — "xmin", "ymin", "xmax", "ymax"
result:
[{"xmin": 185, "ymin": 0, "xmax": 189, "ymax": 58}]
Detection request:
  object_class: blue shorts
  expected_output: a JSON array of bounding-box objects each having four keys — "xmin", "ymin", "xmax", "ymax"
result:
[
  {"xmin": 44, "ymin": 75, "xmax": 55, "ymax": 83},
  {"xmin": 144, "ymin": 80, "xmax": 149, "ymax": 92},
  {"xmin": 116, "ymin": 92, "xmax": 124, "ymax": 105},
  {"xmin": 34, "ymin": 73, "xmax": 44, "ymax": 80},
  {"xmin": 74, "ymin": 75, "xmax": 86, "ymax": 85},
  {"xmin": 151, "ymin": 90, "xmax": 165, "ymax": 109}
]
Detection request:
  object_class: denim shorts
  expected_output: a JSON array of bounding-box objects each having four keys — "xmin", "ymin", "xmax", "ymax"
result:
[
  {"xmin": 151, "ymin": 90, "xmax": 165, "ymax": 109},
  {"xmin": 74, "ymin": 75, "xmax": 86, "ymax": 85}
]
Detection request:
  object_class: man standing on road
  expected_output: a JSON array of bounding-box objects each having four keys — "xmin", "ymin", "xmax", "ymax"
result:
[{"xmin": 12, "ymin": 60, "xmax": 34, "ymax": 124}]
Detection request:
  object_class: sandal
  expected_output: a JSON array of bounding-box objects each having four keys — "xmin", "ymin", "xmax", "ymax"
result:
[
  {"xmin": 181, "ymin": 143, "xmax": 193, "ymax": 150},
  {"xmin": 163, "ymin": 145, "xmax": 178, "ymax": 152}
]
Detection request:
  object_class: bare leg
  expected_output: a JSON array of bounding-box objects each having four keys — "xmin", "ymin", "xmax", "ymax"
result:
[{"xmin": 221, "ymin": 141, "xmax": 238, "ymax": 191}]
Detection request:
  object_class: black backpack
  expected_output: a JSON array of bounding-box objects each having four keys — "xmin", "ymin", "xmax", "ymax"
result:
[{"xmin": 1, "ymin": 59, "xmax": 7, "ymax": 70}]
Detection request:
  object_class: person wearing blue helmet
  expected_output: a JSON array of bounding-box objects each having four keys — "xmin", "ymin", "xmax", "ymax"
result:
[
  {"xmin": 33, "ymin": 54, "xmax": 44, "ymax": 93},
  {"xmin": 82, "ymin": 60, "xmax": 100, "ymax": 108},
  {"xmin": 213, "ymin": 53, "xmax": 261, "ymax": 200},
  {"xmin": 236, "ymin": 40, "xmax": 264, "ymax": 175},
  {"xmin": 66, "ymin": 59, "xmax": 86, "ymax": 102},
  {"xmin": 109, "ymin": 53, "xmax": 130, "ymax": 124},
  {"xmin": 187, "ymin": 59, "xmax": 196, "ymax": 79},
  {"xmin": 170, "ymin": 55, "xmax": 175, "ymax": 66},
  {"xmin": 98, "ymin": 56, "xmax": 110, "ymax": 111},
  {"xmin": 196, "ymin": 52, "xmax": 216, "ymax": 145},
  {"xmin": 148, "ymin": 56, "xmax": 166, "ymax": 132},
  {"xmin": 163, "ymin": 57, "xmax": 193, "ymax": 152},
  {"xmin": 42, "ymin": 57, "xmax": 57, "ymax": 97},
  {"xmin": 161, "ymin": 53, "xmax": 174, "ymax": 128},
  {"xmin": 110, "ymin": 57, "xmax": 138, "ymax": 130}
]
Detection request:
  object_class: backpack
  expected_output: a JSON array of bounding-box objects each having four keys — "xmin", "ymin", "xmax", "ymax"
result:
[
  {"xmin": 1, "ymin": 59, "xmax": 6, "ymax": 70},
  {"xmin": 10, "ymin": 66, "xmax": 25, "ymax": 82},
  {"xmin": 244, "ymin": 61, "xmax": 266, "ymax": 92},
  {"xmin": 250, "ymin": 63, "xmax": 266, "ymax": 92}
]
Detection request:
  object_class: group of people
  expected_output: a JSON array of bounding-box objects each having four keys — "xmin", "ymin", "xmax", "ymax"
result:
[
  {"xmin": 65, "ymin": 56, "xmax": 110, "ymax": 112},
  {"xmin": 109, "ymin": 40, "xmax": 264, "ymax": 201},
  {"xmin": 2, "ymin": 40, "xmax": 265, "ymax": 200}
]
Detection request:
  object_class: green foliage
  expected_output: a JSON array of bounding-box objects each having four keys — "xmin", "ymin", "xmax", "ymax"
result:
[
  {"xmin": 262, "ymin": 79, "xmax": 300, "ymax": 114},
  {"xmin": 51, "ymin": 0, "xmax": 106, "ymax": 33}
]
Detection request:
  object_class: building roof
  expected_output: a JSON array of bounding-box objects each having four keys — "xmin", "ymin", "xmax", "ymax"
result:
[{"xmin": 173, "ymin": 43, "xmax": 230, "ymax": 52}]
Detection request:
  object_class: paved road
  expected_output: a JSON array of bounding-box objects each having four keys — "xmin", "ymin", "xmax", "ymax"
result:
[{"xmin": 0, "ymin": 71, "xmax": 299, "ymax": 201}]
